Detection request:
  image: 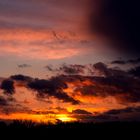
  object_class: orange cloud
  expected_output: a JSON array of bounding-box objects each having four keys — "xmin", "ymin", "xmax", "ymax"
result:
[{"xmin": 1, "ymin": 71, "xmax": 140, "ymax": 123}]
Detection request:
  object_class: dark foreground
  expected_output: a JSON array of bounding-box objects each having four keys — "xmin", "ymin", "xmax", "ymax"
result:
[{"xmin": 0, "ymin": 121, "xmax": 140, "ymax": 138}]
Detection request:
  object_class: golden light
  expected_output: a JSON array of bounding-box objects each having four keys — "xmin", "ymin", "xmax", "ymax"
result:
[
  {"xmin": 0, "ymin": 113, "xmax": 77, "ymax": 124},
  {"xmin": 56, "ymin": 114, "xmax": 76, "ymax": 122}
]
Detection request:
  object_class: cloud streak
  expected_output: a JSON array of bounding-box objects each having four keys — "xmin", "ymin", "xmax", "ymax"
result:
[{"xmin": 0, "ymin": 29, "xmax": 94, "ymax": 60}]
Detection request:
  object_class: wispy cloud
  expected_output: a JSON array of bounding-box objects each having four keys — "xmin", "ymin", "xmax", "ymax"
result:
[{"xmin": 0, "ymin": 29, "xmax": 94, "ymax": 60}]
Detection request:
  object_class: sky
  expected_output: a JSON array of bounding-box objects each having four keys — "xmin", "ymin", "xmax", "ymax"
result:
[
  {"xmin": 0, "ymin": 0, "xmax": 122, "ymax": 78},
  {"xmin": 0, "ymin": 0, "xmax": 140, "ymax": 123}
]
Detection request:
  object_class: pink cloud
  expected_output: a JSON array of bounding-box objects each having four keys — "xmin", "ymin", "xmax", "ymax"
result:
[{"xmin": 0, "ymin": 29, "xmax": 94, "ymax": 60}]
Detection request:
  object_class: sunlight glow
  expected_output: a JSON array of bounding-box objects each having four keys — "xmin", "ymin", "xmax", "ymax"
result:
[
  {"xmin": 0, "ymin": 113, "xmax": 77, "ymax": 124},
  {"xmin": 56, "ymin": 114, "xmax": 76, "ymax": 122}
]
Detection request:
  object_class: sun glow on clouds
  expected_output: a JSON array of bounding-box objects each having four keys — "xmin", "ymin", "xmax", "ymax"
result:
[
  {"xmin": 0, "ymin": 29, "xmax": 94, "ymax": 60},
  {"xmin": 56, "ymin": 114, "xmax": 76, "ymax": 122},
  {"xmin": 0, "ymin": 75, "xmax": 130, "ymax": 123},
  {"xmin": 0, "ymin": 113, "xmax": 76, "ymax": 124},
  {"xmin": 0, "ymin": 0, "xmax": 140, "ymax": 124},
  {"xmin": 1, "ymin": 72, "xmax": 140, "ymax": 123}
]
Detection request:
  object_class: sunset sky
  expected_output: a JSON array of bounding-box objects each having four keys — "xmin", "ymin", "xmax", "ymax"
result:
[{"xmin": 0, "ymin": 0, "xmax": 140, "ymax": 123}]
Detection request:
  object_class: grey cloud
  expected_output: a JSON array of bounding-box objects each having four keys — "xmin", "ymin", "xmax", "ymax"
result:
[
  {"xmin": 111, "ymin": 58, "xmax": 140, "ymax": 65},
  {"xmin": 18, "ymin": 64, "xmax": 31, "ymax": 68}
]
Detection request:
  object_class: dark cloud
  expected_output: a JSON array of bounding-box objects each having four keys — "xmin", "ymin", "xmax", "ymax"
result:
[
  {"xmin": 55, "ymin": 107, "xmax": 69, "ymax": 114},
  {"xmin": 95, "ymin": 106, "xmax": 140, "ymax": 122},
  {"xmin": 92, "ymin": 114, "xmax": 119, "ymax": 122},
  {"xmin": 10, "ymin": 74, "xmax": 32, "ymax": 82},
  {"xmin": 0, "ymin": 95, "xmax": 16, "ymax": 106},
  {"xmin": 89, "ymin": 0, "xmax": 140, "ymax": 56},
  {"xmin": 127, "ymin": 58, "xmax": 140, "ymax": 65},
  {"xmin": 105, "ymin": 108, "xmax": 134, "ymax": 115},
  {"xmin": 128, "ymin": 66, "xmax": 140, "ymax": 78},
  {"xmin": 52, "ymin": 31, "xmax": 60, "ymax": 40},
  {"xmin": 59, "ymin": 64, "xmax": 85, "ymax": 75},
  {"xmin": 93, "ymin": 62, "xmax": 110, "ymax": 76},
  {"xmin": 1, "ymin": 61, "xmax": 140, "ymax": 105},
  {"xmin": 44, "ymin": 65, "xmax": 54, "ymax": 72},
  {"xmin": 1, "ymin": 60, "xmax": 140, "ymax": 112},
  {"xmin": 18, "ymin": 64, "xmax": 31, "ymax": 68},
  {"xmin": 75, "ymin": 85, "xmax": 95, "ymax": 96},
  {"xmin": 72, "ymin": 109, "xmax": 92, "ymax": 115},
  {"xmin": 0, "ymin": 96, "xmax": 27, "ymax": 115},
  {"xmin": 93, "ymin": 62, "xmax": 127, "ymax": 77},
  {"xmin": 45, "ymin": 62, "xmax": 128, "ymax": 77},
  {"xmin": 45, "ymin": 64, "xmax": 85, "ymax": 75},
  {"xmin": 0, "ymin": 104, "xmax": 32, "ymax": 115},
  {"xmin": 44, "ymin": 63, "xmax": 140, "ymax": 104},
  {"xmin": 111, "ymin": 58, "xmax": 140, "ymax": 65},
  {"xmin": 0, "ymin": 96, "xmax": 8, "ymax": 106},
  {"xmin": 111, "ymin": 60, "xmax": 126, "ymax": 65},
  {"xmin": 93, "ymin": 76, "xmax": 140, "ymax": 103},
  {"xmin": 27, "ymin": 77, "xmax": 79, "ymax": 105},
  {"xmin": 71, "ymin": 109, "xmax": 95, "ymax": 122},
  {"xmin": 45, "ymin": 62, "xmax": 124, "ymax": 77},
  {"xmin": 0, "ymin": 79, "xmax": 15, "ymax": 95},
  {"xmin": 73, "ymin": 106, "xmax": 140, "ymax": 122},
  {"xmin": 71, "ymin": 109, "xmax": 118, "ymax": 122},
  {"xmin": 69, "ymin": 74, "xmax": 140, "ymax": 104}
]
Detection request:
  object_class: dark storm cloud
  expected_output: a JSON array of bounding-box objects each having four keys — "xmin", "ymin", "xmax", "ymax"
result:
[
  {"xmin": 27, "ymin": 77, "xmax": 80, "ymax": 105},
  {"xmin": 89, "ymin": 0, "xmax": 140, "ymax": 56},
  {"xmin": 0, "ymin": 79, "xmax": 15, "ymax": 95}
]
